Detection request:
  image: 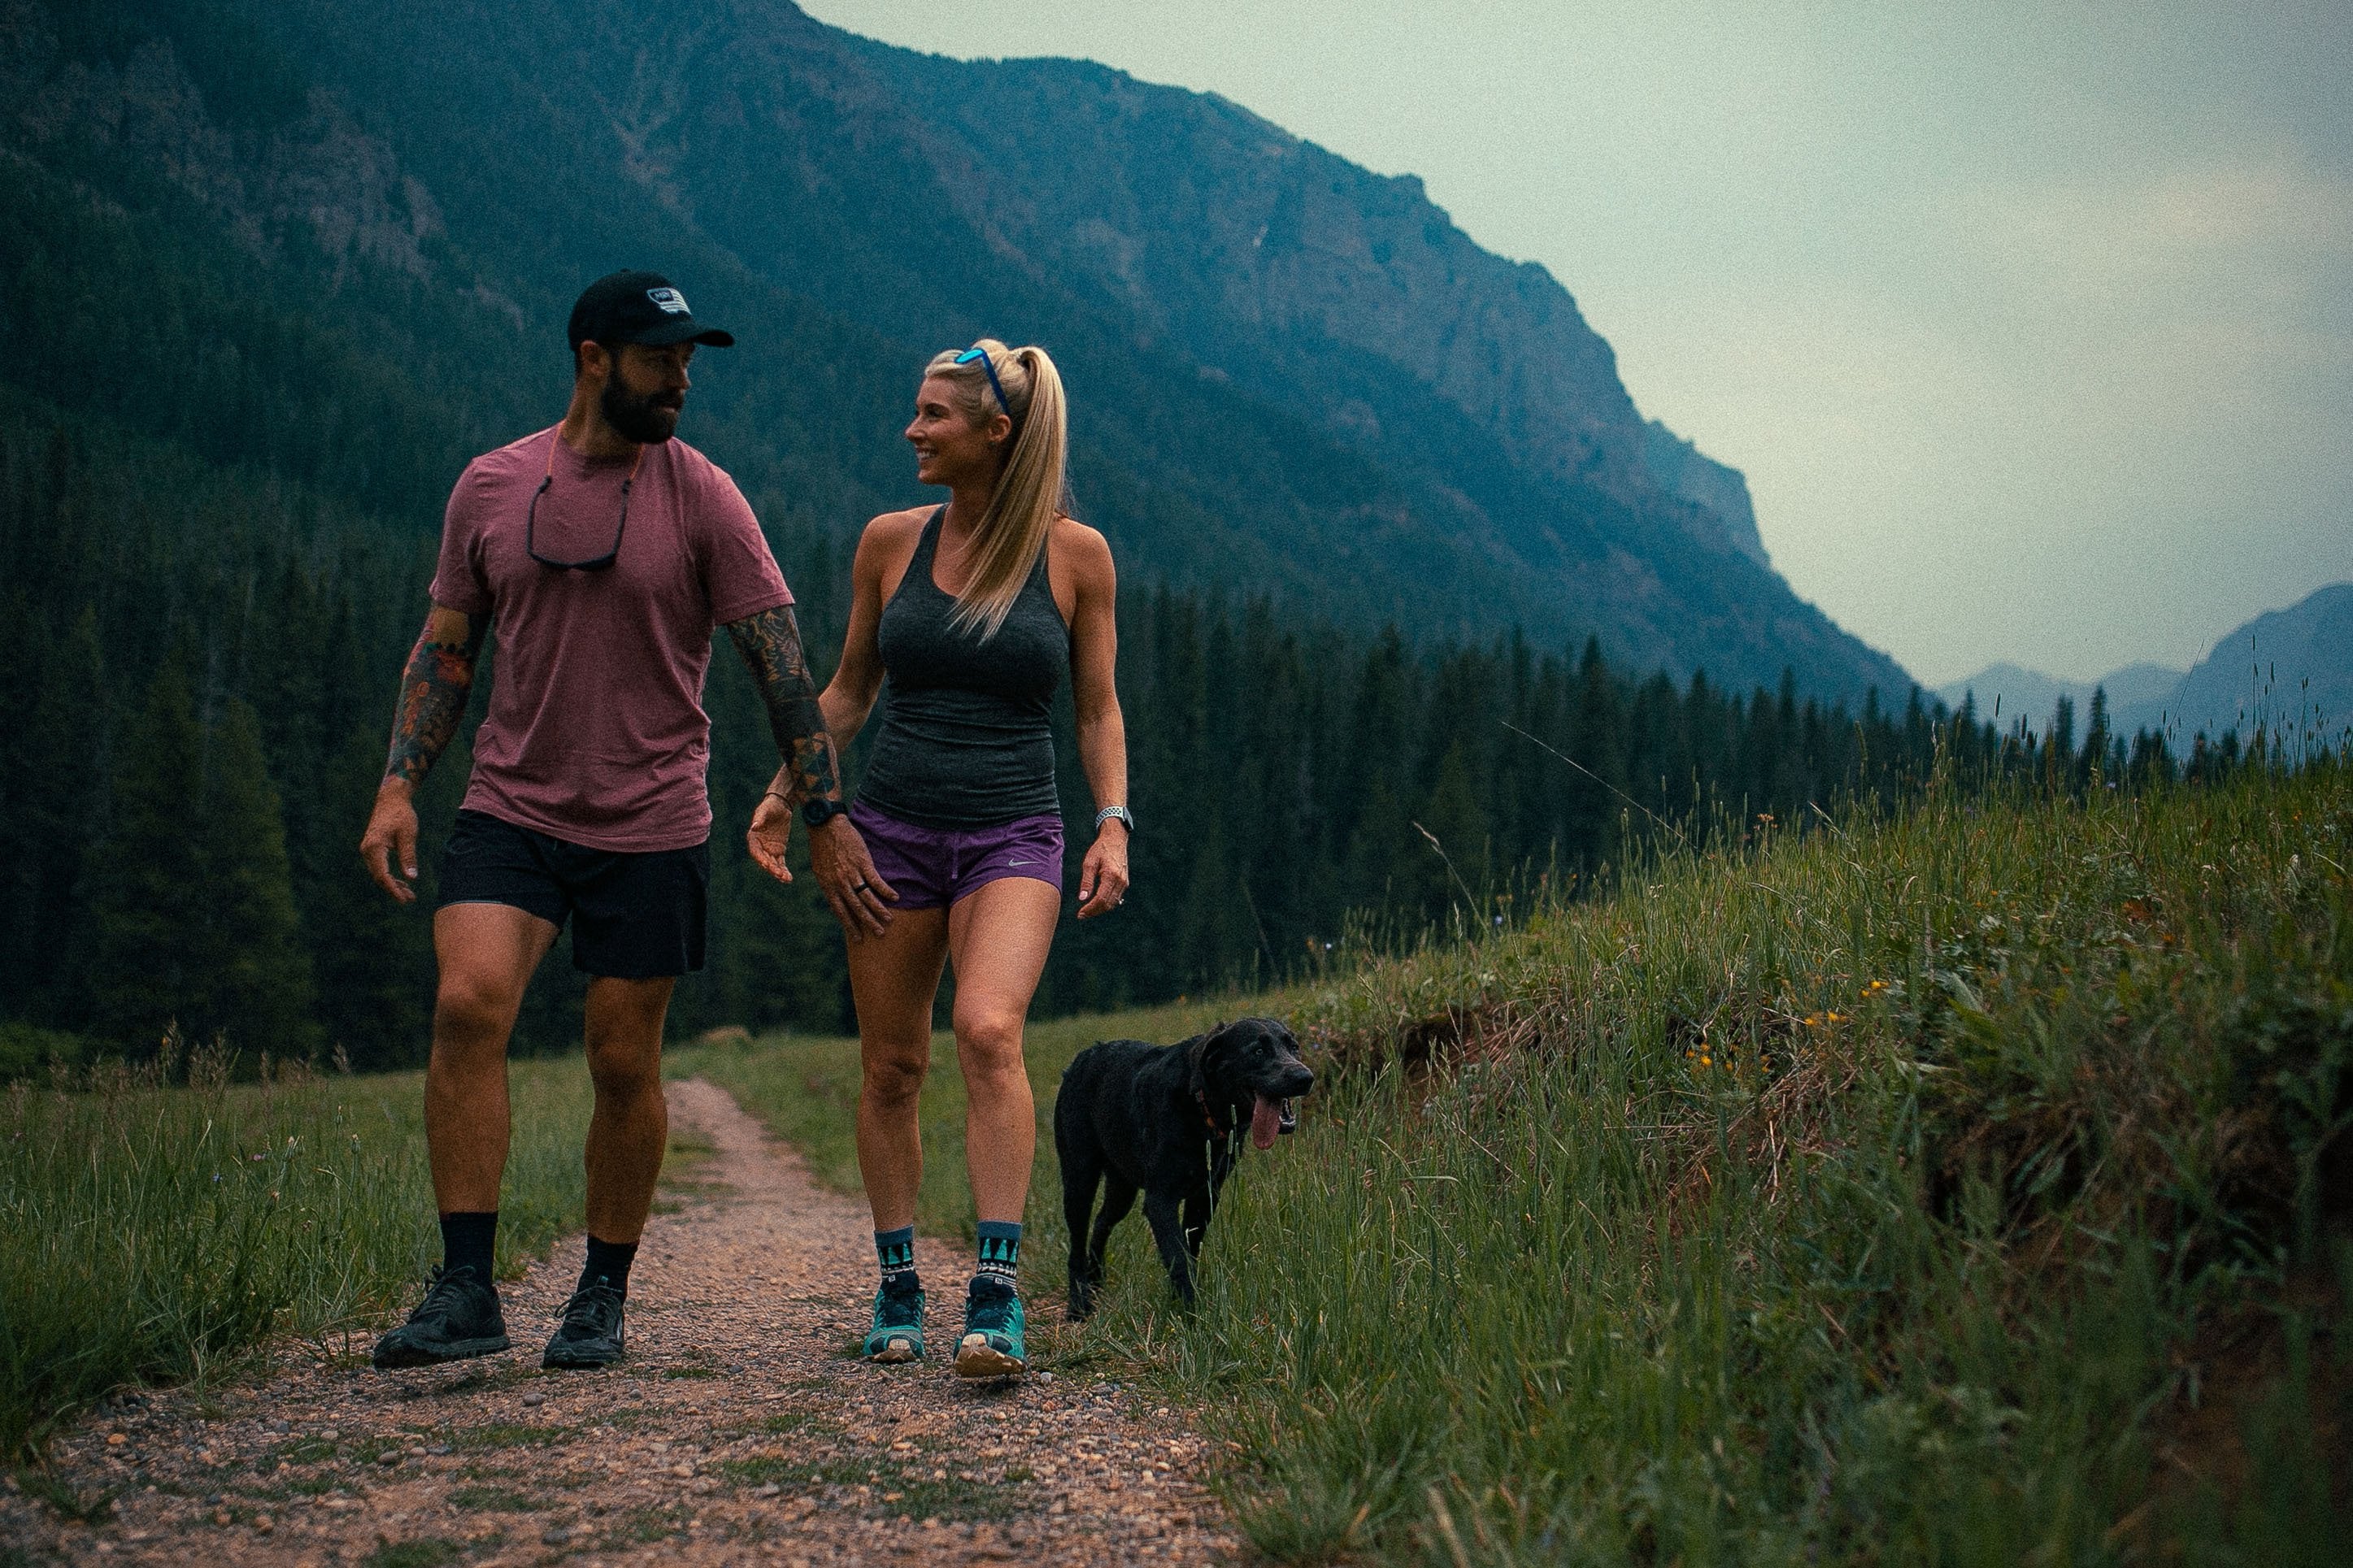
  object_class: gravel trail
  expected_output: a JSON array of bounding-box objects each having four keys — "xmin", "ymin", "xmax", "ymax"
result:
[{"xmin": 0, "ymin": 1077, "xmax": 1246, "ymax": 1566}]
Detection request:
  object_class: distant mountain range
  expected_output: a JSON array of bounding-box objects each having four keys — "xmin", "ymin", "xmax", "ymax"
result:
[
  {"xmin": 0, "ymin": 0, "xmax": 1911, "ymax": 701},
  {"xmin": 1938, "ymin": 584, "xmax": 2353, "ymax": 745}
]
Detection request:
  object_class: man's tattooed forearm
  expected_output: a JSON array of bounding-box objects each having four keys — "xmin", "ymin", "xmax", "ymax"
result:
[
  {"xmin": 385, "ymin": 617, "xmax": 485, "ymax": 787},
  {"xmin": 724, "ymin": 606, "xmax": 840, "ymax": 806},
  {"xmin": 785, "ymin": 733, "xmax": 841, "ymax": 806}
]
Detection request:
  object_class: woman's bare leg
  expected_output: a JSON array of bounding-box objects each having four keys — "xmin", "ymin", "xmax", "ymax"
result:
[
  {"xmin": 846, "ymin": 908, "xmax": 950, "ymax": 1232},
  {"xmin": 945, "ymin": 877, "xmax": 1062, "ymax": 1223}
]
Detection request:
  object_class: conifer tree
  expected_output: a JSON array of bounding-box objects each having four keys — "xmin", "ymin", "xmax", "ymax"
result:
[
  {"xmin": 196, "ymin": 697, "xmax": 320, "ymax": 1058},
  {"xmin": 84, "ymin": 661, "xmax": 317, "ymax": 1061},
  {"xmin": 304, "ymin": 723, "xmax": 432, "ymax": 1068},
  {"xmin": 83, "ymin": 655, "xmax": 210, "ymax": 1055}
]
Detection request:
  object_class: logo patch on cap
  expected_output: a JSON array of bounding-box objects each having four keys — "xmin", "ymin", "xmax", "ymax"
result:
[{"xmin": 646, "ymin": 287, "xmax": 689, "ymax": 315}]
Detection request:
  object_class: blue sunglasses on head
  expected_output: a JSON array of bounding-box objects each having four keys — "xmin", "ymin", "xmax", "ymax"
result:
[{"xmin": 954, "ymin": 345, "xmax": 1013, "ymax": 422}]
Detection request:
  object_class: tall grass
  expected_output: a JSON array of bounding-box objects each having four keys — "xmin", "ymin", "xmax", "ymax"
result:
[
  {"xmin": 662, "ymin": 768, "xmax": 2348, "ymax": 1561},
  {"xmin": 1057, "ymin": 767, "xmax": 2352, "ymax": 1562},
  {"xmin": 0, "ymin": 1041, "xmax": 595, "ymax": 1459}
]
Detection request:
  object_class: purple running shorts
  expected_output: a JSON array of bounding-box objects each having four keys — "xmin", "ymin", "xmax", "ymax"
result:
[{"xmin": 846, "ymin": 802, "xmax": 1064, "ymax": 910}]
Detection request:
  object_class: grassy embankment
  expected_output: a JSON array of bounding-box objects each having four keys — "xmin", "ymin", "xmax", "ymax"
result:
[
  {"xmin": 694, "ymin": 766, "xmax": 2351, "ymax": 1564},
  {"xmin": 0, "ymin": 1042, "xmax": 596, "ymax": 1462}
]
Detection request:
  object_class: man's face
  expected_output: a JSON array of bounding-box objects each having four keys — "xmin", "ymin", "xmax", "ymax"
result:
[{"xmin": 594, "ymin": 341, "xmax": 695, "ymax": 444}]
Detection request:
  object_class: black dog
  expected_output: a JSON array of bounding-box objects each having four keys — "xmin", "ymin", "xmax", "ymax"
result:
[{"xmin": 1056, "ymin": 1017, "xmax": 1315, "ymax": 1318}]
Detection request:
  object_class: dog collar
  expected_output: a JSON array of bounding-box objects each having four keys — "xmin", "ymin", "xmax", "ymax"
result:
[{"xmin": 1194, "ymin": 1088, "xmax": 1228, "ymax": 1136}]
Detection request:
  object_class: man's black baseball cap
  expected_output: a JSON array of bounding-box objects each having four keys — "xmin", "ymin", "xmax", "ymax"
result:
[{"xmin": 567, "ymin": 271, "xmax": 735, "ymax": 351}]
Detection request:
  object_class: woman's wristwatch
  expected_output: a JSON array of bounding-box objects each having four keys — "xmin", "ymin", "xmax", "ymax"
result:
[
  {"xmin": 1094, "ymin": 804, "xmax": 1135, "ymax": 835},
  {"xmin": 802, "ymin": 797, "xmax": 848, "ymax": 828}
]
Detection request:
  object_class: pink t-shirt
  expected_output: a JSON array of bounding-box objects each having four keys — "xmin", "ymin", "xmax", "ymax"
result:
[{"xmin": 429, "ymin": 426, "xmax": 793, "ymax": 852}]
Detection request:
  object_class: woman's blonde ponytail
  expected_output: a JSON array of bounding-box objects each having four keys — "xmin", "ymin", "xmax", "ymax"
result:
[{"xmin": 923, "ymin": 339, "xmax": 1069, "ymax": 641}]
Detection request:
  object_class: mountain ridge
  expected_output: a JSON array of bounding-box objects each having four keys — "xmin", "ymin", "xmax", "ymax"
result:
[
  {"xmin": 3, "ymin": 0, "xmax": 1910, "ymax": 699},
  {"xmin": 1937, "ymin": 582, "xmax": 2353, "ymax": 743}
]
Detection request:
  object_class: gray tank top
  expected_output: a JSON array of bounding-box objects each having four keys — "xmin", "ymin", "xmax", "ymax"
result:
[{"xmin": 856, "ymin": 508, "xmax": 1069, "ymax": 830}]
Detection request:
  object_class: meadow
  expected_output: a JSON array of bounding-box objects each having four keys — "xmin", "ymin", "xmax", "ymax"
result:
[
  {"xmin": 0, "ymin": 1041, "xmax": 595, "ymax": 1462},
  {"xmin": 5, "ymin": 764, "xmax": 2346, "ymax": 1566},
  {"xmin": 694, "ymin": 765, "xmax": 2351, "ymax": 1564}
]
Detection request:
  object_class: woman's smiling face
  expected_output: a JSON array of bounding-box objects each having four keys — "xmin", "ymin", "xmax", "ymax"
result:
[{"xmin": 905, "ymin": 374, "xmax": 1011, "ymax": 488}]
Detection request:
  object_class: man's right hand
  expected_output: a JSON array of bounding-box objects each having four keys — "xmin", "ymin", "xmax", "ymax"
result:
[{"xmin": 361, "ymin": 780, "xmax": 422, "ymax": 903}]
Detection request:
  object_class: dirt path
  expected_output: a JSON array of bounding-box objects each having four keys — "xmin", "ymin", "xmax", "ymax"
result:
[{"xmin": 0, "ymin": 1079, "xmax": 1246, "ymax": 1566}]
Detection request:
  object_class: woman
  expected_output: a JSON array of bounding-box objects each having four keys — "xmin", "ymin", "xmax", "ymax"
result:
[{"xmin": 747, "ymin": 339, "xmax": 1129, "ymax": 1378}]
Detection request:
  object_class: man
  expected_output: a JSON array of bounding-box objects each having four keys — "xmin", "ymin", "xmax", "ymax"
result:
[{"xmin": 358, "ymin": 271, "xmax": 882, "ymax": 1370}]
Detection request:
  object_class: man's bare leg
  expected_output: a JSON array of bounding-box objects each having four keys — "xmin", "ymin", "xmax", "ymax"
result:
[
  {"xmin": 426, "ymin": 902, "xmax": 559, "ymax": 1212},
  {"xmin": 581, "ymin": 975, "xmax": 676, "ymax": 1244},
  {"xmin": 373, "ymin": 901, "xmax": 556, "ymax": 1369},
  {"xmin": 539, "ymin": 973, "xmax": 679, "ymax": 1371}
]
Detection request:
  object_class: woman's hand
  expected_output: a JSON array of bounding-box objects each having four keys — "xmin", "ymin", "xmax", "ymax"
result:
[
  {"xmin": 746, "ymin": 792, "xmax": 796, "ymax": 885},
  {"xmin": 1076, "ymin": 824, "xmax": 1129, "ymax": 919},
  {"xmin": 809, "ymin": 817, "xmax": 897, "ymax": 938}
]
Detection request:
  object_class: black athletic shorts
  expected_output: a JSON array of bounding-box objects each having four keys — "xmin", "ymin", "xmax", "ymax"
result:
[{"xmin": 437, "ymin": 810, "xmax": 709, "ymax": 978}]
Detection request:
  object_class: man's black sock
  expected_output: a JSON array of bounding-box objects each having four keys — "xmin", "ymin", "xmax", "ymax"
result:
[
  {"xmin": 578, "ymin": 1236, "xmax": 638, "ymax": 1299},
  {"xmin": 439, "ymin": 1210, "xmax": 498, "ymax": 1284}
]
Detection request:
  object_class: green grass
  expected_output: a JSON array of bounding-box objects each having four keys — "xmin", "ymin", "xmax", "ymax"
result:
[
  {"xmin": 0, "ymin": 1050, "xmax": 595, "ymax": 1459},
  {"xmin": 691, "ymin": 767, "xmax": 2352, "ymax": 1564},
  {"xmin": 363, "ymin": 1542, "xmax": 463, "ymax": 1568},
  {"xmin": 715, "ymin": 1450, "xmax": 1028, "ymax": 1520},
  {"xmin": 450, "ymin": 1422, "xmax": 577, "ymax": 1452}
]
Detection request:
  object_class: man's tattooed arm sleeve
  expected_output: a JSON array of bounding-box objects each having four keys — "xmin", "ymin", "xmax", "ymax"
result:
[
  {"xmin": 723, "ymin": 605, "xmax": 842, "ymax": 806},
  {"xmin": 385, "ymin": 609, "xmax": 487, "ymax": 788}
]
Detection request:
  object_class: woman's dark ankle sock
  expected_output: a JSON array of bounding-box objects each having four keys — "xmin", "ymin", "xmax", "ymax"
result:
[
  {"xmin": 439, "ymin": 1210, "xmax": 498, "ymax": 1283},
  {"xmin": 875, "ymin": 1226, "xmax": 920, "ymax": 1297},
  {"xmin": 577, "ymin": 1236, "xmax": 638, "ymax": 1298},
  {"xmin": 975, "ymin": 1219, "xmax": 1021, "ymax": 1287}
]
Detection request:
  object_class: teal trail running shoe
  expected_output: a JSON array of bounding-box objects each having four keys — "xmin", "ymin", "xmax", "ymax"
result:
[
  {"xmin": 864, "ymin": 1284, "xmax": 925, "ymax": 1363},
  {"xmin": 954, "ymin": 1276, "xmax": 1026, "ymax": 1379}
]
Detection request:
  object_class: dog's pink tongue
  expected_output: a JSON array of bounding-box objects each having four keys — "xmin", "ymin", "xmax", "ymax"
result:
[{"xmin": 1250, "ymin": 1095, "xmax": 1281, "ymax": 1150}]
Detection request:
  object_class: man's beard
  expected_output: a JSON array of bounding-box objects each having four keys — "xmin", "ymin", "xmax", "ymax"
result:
[{"xmin": 601, "ymin": 375, "xmax": 682, "ymax": 444}]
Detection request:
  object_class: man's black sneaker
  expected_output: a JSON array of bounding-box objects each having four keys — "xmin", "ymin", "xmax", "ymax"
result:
[
  {"xmin": 542, "ymin": 1281, "xmax": 627, "ymax": 1370},
  {"xmin": 371, "ymin": 1266, "xmax": 510, "ymax": 1369}
]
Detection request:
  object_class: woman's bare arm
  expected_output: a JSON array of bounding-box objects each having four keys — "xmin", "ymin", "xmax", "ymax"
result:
[
  {"xmin": 816, "ymin": 515, "xmax": 902, "ymax": 746},
  {"xmin": 1061, "ymin": 521, "xmax": 1129, "ymax": 919}
]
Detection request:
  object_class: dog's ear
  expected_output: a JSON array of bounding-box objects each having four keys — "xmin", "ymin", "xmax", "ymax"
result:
[
  {"xmin": 1185, "ymin": 1032, "xmax": 1212, "ymax": 1101},
  {"xmin": 1187, "ymin": 1024, "xmax": 1238, "ymax": 1100}
]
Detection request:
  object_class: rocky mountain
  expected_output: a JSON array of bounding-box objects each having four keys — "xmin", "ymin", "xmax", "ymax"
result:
[
  {"xmin": 1642, "ymin": 421, "xmax": 1768, "ymax": 567},
  {"xmin": 2168, "ymin": 584, "xmax": 2353, "ymax": 746},
  {"xmin": 1937, "ymin": 662, "xmax": 2186, "ymax": 739},
  {"xmin": 2, "ymin": 0, "xmax": 1908, "ymax": 699},
  {"xmin": 1938, "ymin": 582, "xmax": 2353, "ymax": 745}
]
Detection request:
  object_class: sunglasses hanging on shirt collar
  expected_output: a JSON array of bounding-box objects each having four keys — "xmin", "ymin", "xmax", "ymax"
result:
[{"xmin": 526, "ymin": 436, "xmax": 644, "ymax": 571}]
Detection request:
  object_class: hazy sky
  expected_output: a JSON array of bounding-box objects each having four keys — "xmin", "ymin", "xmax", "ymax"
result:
[{"xmin": 801, "ymin": 1, "xmax": 2352, "ymax": 685}]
